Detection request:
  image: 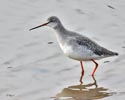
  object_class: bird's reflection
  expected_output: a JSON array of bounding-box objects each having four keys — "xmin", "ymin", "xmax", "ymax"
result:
[{"xmin": 54, "ymin": 76, "xmax": 113, "ymax": 100}]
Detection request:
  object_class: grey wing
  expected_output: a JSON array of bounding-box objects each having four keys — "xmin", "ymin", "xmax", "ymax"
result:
[{"xmin": 74, "ymin": 36, "xmax": 118, "ymax": 56}]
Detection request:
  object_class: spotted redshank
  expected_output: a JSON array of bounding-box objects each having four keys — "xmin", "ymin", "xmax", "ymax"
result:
[{"xmin": 29, "ymin": 16, "xmax": 118, "ymax": 77}]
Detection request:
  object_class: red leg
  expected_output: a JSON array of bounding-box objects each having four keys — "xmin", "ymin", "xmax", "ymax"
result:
[
  {"xmin": 80, "ymin": 61, "xmax": 84, "ymax": 73},
  {"xmin": 80, "ymin": 61, "xmax": 84, "ymax": 84},
  {"xmin": 91, "ymin": 59, "xmax": 98, "ymax": 76}
]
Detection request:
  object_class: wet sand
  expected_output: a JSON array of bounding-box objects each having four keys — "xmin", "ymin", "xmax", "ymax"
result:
[{"xmin": 0, "ymin": 0, "xmax": 125, "ymax": 100}]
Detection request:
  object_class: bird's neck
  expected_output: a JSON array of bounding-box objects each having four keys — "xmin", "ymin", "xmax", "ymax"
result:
[
  {"xmin": 54, "ymin": 23, "xmax": 67, "ymax": 33},
  {"xmin": 53, "ymin": 24, "xmax": 68, "ymax": 44}
]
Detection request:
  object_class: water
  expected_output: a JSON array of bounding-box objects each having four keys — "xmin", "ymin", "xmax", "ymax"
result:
[{"xmin": 0, "ymin": 0, "xmax": 125, "ymax": 100}]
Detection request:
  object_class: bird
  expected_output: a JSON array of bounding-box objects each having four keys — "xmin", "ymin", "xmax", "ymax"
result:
[{"xmin": 29, "ymin": 16, "xmax": 118, "ymax": 77}]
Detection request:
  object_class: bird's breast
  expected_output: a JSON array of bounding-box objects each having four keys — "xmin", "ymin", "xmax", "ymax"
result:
[{"xmin": 59, "ymin": 42, "xmax": 71, "ymax": 55}]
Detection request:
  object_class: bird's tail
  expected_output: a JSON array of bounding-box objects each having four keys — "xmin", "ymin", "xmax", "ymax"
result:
[
  {"xmin": 107, "ymin": 50, "xmax": 119, "ymax": 56},
  {"xmin": 101, "ymin": 47, "xmax": 119, "ymax": 56},
  {"xmin": 113, "ymin": 52, "xmax": 119, "ymax": 56}
]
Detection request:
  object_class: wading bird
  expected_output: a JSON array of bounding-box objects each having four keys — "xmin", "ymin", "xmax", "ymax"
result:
[{"xmin": 30, "ymin": 16, "xmax": 118, "ymax": 77}]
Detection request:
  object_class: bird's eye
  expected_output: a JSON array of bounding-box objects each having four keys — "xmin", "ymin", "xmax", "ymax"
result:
[{"xmin": 51, "ymin": 19, "xmax": 56, "ymax": 22}]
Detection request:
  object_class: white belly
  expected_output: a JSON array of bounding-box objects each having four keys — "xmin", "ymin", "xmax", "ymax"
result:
[{"xmin": 59, "ymin": 42, "xmax": 100, "ymax": 61}]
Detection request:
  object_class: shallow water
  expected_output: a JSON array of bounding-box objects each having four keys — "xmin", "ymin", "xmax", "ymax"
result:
[
  {"xmin": 0, "ymin": 0, "xmax": 125, "ymax": 100},
  {"xmin": 55, "ymin": 76, "xmax": 112, "ymax": 100}
]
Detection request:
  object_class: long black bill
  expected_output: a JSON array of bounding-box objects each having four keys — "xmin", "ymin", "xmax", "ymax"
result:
[{"xmin": 29, "ymin": 22, "xmax": 50, "ymax": 31}]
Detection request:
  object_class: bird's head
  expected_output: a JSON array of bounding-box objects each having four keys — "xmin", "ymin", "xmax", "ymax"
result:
[
  {"xmin": 47, "ymin": 16, "xmax": 61, "ymax": 28},
  {"xmin": 29, "ymin": 16, "xmax": 61, "ymax": 31}
]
